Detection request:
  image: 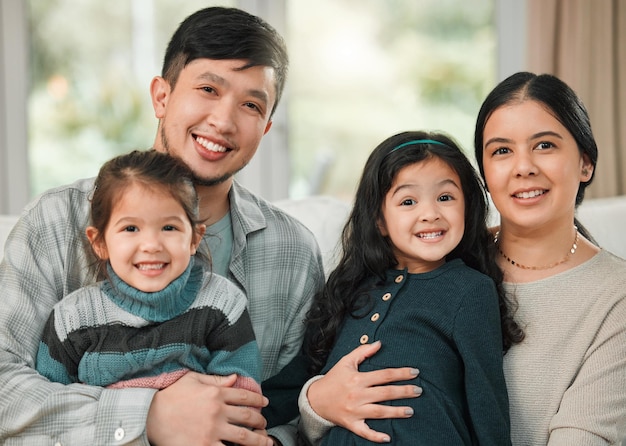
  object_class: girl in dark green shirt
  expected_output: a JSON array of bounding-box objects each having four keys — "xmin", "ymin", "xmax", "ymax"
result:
[{"xmin": 303, "ymin": 131, "xmax": 524, "ymax": 445}]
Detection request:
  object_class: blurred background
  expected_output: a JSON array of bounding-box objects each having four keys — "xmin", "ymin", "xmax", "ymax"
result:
[{"xmin": 1, "ymin": 0, "xmax": 623, "ymax": 213}]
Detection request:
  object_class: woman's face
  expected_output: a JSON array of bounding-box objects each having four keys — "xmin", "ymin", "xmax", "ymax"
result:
[{"xmin": 481, "ymin": 100, "xmax": 593, "ymax": 231}]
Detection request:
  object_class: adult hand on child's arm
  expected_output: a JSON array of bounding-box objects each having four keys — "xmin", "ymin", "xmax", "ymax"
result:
[
  {"xmin": 147, "ymin": 372, "xmax": 273, "ymax": 446},
  {"xmin": 307, "ymin": 341, "xmax": 421, "ymax": 443}
]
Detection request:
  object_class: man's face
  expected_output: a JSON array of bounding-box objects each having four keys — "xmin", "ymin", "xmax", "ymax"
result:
[{"xmin": 150, "ymin": 58, "xmax": 276, "ymax": 187}]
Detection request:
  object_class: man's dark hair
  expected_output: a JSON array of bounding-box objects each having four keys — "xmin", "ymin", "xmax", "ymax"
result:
[{"xmin": 162, "ymin": 7, "xmax": 289, "ymax": 116}]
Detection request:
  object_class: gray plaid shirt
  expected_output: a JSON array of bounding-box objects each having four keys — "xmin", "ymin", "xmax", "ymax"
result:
[{"xmin": 0, "ymin": 178, "xmax": 324, "ymax": 445}]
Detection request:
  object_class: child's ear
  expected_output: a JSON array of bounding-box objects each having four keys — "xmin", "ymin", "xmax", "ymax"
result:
[
  {"xmin": 191, "ymin": 224, "xmax": 206, "ymax": 255},
  {"xmin": 86, "ymin": 226, "xmax": 108, "ymax": 259}
]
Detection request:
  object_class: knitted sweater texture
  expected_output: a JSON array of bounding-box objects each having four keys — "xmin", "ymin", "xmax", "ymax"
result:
[
  {"xmin": 36, "ymin": 259, "xmax": 261, "ymax": 393},
  {"xmin": 503, "ymin": 249, "xmax": 626, "ymax": 445}
]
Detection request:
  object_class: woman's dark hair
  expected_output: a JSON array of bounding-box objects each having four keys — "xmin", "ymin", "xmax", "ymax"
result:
[
  {"xmin": 474, "ymin": 72, "xmax": 598, "ymax": 240},
  {"xmin": 305, "ymin": 131, "xmax": 524, "ymax": 374},
  {"xmin": 162, "ymin": 6, "xmax": 289, "ymax": 117},
  {"xmin": 89, "ymin": 150, "xmax": 203, "ymax": 279}
]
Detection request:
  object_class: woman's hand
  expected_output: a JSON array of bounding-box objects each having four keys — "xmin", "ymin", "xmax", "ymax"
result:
[{"xmin": 307, "ymin": 341, "xmax": 421, "ymax": 443}]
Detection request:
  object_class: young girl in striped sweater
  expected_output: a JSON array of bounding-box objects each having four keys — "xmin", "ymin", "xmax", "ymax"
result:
[{"xmin": 36, "ymin": 150, "xmax": 261, "ymax": 396}]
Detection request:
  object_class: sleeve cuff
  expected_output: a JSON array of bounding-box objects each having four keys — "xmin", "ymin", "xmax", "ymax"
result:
[
  {"xmin": 297, "ymin": 375, "xmax": 335, "ymax": 445},
  {"xmin": 95, "ymin": 387, "xmax": 157, "ymax": 444},
  {"xmin": 268, "ymin": 420, "xmax": 297, "ymax": 446}
]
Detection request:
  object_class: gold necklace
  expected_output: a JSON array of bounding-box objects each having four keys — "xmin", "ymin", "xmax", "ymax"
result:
[{"xmin": 494, "ymin": 226, "xmax": 579, "ymax": 270}]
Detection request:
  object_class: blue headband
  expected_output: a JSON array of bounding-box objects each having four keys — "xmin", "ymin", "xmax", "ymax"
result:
[{"xmin": 387, "ymin": 139, "xmax": 449, "ymax": 156}]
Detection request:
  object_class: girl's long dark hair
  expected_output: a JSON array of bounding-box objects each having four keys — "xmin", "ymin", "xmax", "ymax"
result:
[{"xmin": 304, "ymin": 131, "xmax": 524, "ymax": 375}]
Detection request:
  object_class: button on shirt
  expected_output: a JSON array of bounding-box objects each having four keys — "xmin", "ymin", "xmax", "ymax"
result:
[
  {"xmin": 114, "ymin": 427, "xmax": 125, "ymax": 441},
  {"xmin": 0, "ymin": 179, "xmax": 324, "ymax": 446},
  {"xmin": 320, "ymin": 260, "xmax": 510, "ymax": 445},
  {"xmin": 356, "ymin": 273, "xmax": 405, "ymax": 347}
]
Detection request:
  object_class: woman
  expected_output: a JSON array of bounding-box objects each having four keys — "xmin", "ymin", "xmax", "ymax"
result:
[
  {"xmin": 298, "ymin": 73, "xmax": 626, "ymax": 445},
  {"xmin": 474, "ymin": 72, "xmax": 626, "ymax": 445}
]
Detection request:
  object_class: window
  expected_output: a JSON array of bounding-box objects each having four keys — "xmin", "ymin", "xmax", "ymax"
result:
[
  {"xmin": 286, "ymin": 0, "xmax": 495, "ymax": 200},
  {"xmin": 27, "ymin": 0, "xmax": 230, "ymax": 195},
  {"xmin": 18, "ymin": 0, "xmax": 497, "ymax": 204}
]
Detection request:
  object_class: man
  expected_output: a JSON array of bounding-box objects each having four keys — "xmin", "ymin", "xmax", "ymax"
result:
[{"xmin": 0, "ymin": 7, "xmax": 322, "ymax": 446}]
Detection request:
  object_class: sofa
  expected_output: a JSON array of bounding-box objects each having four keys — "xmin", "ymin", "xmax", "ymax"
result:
[
  {"xmin": 1, "ymin": 196, "xmax": 625, "ymax": 444},
  {"xmin": 1, "ymin": 194, "xmax": 626, "ymax": 267}
]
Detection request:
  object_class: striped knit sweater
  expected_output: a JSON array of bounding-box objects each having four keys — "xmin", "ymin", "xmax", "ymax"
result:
[{"xmin": 35, "ymin": 258, "xmax": 262, "ymax": 394}]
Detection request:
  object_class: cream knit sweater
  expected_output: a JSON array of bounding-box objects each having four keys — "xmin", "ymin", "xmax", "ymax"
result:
[
  {"xmin": 503, "ymin": 249, "xmax": 626, "ymax": 445},
  {"xmin": 298, "ymin": 250, "xmax": 626, "ymax": 445}
]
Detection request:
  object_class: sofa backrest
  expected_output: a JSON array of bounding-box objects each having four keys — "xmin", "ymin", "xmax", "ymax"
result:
[
  {"xmin": 274, "ymin": 196, "xmax": 350, "ymax": 276},
  {"xmin": 575, "ymin": 195, "xmax": 626, "ymax": 259}
]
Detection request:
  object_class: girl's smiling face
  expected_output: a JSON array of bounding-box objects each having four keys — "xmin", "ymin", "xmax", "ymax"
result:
[
  {"xmin": 379, "ymin": 156, "xmax": 465, "ymax": 274},
  {"xmin": 87, "ymin": 183, "xmax": 201, "ymax": 292}
]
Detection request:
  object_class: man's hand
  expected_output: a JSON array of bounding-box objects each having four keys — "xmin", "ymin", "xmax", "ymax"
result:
[
  {"xmin": 308, "ymin": 341, "xmax": 421, "ymax": 443},
  {"xmin": 146, "ymin": 372, "xmax": 273, "ymax": 446}
]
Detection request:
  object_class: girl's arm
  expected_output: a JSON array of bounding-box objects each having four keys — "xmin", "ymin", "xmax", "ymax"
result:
[{"xmin": 204, "ymin": 307, "xmax": 263, "ymax": 397}]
